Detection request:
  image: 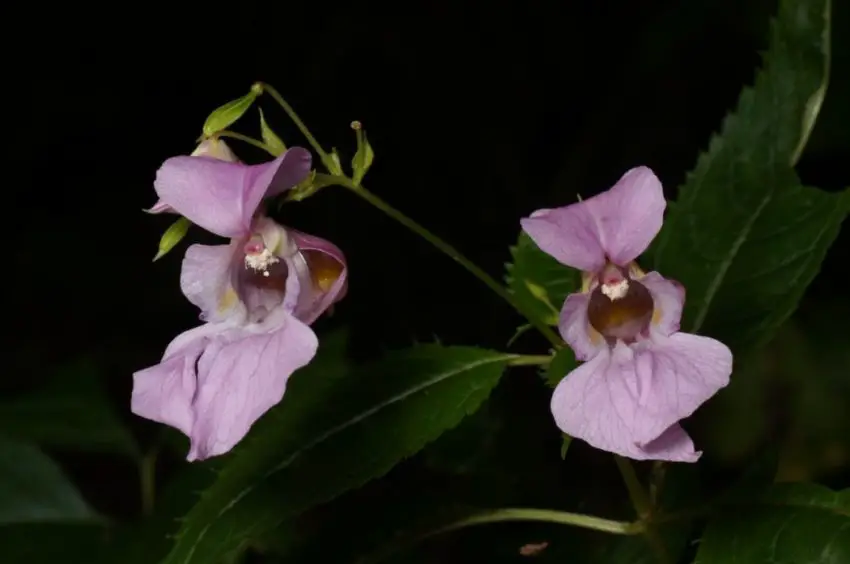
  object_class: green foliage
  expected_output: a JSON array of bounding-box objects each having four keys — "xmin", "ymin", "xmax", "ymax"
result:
[
  {"xmin": 0, "ymin": 356, "xmax": 139, "ymax": 458},
  {"xmin": 651, "ymin": 0, "xmax": 847, "ymax": 353},
  {"xmin": 259, "ymin": 108, "xmax": 286, "ymax": 156},
  {"xmin": 0, "ymin": 436, "xmax": 97, "ymax": 525},
  {"xmin": 505, "ymin": 231, "xmax": 580, "ymax": 331},
  {"xmin": 694, "ymin": 483, "xmax": 850, "ymax": 563},
  {"xmin": 159, "ymin": 337, "xmax": 512, "ymax": 564},
  {"xmin": 201, "ymin": 90, "xmax": 257, "ymax": 137}
]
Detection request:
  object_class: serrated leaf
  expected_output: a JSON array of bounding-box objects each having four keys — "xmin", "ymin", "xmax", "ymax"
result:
[
  {"xmin": 651, "ymin": 0, "xmax": 848, "ymax": 353},
  {"xmin": 694, "ymin": 483, "xmax": 850, "ymax": 563},
  {"xmin": 0, "ymin": 356, "xmax": 139, "ymax": 458},
  {"xmin": 201, "ymin": 91, "xmax": 257, "ymax": 137},
  {"xmin": 543, "ymin": 345, "xmax": 577, "ymax": 389},
  {"xmin": 505, "ymin": 231, "xmax": 580, "ymax": 330},
  {"xmin": 153, "ymin": 217, "xmax": 191, "ymax": 262},
  {"xmin": 160, "ymin": 343, "xmax": 512, "ymax": 564},
  {"xmin": 0, "ymin": 436, "xmax": 97, "ymax": 525},
  {"xmin": 259, "ymin": 109, "xmax": 286, "ymax": 157}
]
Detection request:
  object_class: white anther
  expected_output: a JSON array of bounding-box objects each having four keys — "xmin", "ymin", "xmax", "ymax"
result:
[
  {"xmin": 601, "ymin": 279, "xmax": 629, "ymax": 301},
  {"xmin": 244, "ymin": 248, "xmax": 280, "ymax": 275}
]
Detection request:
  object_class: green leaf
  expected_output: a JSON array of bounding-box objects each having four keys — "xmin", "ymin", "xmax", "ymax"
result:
[
  {"xmin": 505, "ymin": 231, "xmax": 580, "ymax": 331},
  {"xmin": 543, "ymin": 345, "xmax": 577, "ymax": 389},
  {"xmin": 201, "ymin": 91, "xmax": 258, "ymax": 137},
  {"xmin": 0, "ymin": 356, "xmax": 139, "ymax": 458},
  {"xmin": 259, "ymin": 108, "xmax": 286, "ymax": 157},
  {"xmin": 694, "ymin": 483, "xmax": 850, "ymax": 563},
  {"xmin": 160, "ymin": 342, "xmax": 512, "ymax": 564},
  {"xmin": 350, "ymin": 121, "xmax": 375, "ymax": 185},
  {"xmin": 0, "ymin": 436, "xmax": 97, "ymax": 525},
  {"xmin": 651, "ymin": 0, "xmax": 849, "ymax": 352},
  {"xmin": 153, "ymin": 216, "xmax": 191, "ymax": 262}
]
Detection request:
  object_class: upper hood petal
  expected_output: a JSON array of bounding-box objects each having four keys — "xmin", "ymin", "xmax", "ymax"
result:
[
  {"xmin": 521, "ymin": 166, "xmax": 665, "ymax": 271},
  {"xmin": 153, "ymin": 147, "xmax": 312, "ymax": 238}
]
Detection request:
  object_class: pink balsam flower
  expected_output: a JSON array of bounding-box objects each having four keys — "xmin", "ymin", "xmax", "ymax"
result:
[
  {"xmin": 133, "ymin": 146, "xmax": 347, "ymax": 461},
  {"xmin": 521, "ymin": 166, "xmax": 732, "ymax": 462}
]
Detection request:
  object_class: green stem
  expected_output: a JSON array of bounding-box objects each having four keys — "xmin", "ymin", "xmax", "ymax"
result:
[
  {"xmin": 359, "ymin": 508, "xmax": 641, "ymax": 564},
  {"xmin": 139, "ymin": 446, "xmax": 158, "ymax": 516},
  {"xmin": 217, "ymin": 130, "xmax": 274, "ymax": 154},
  {"xmin": 254, "ymin": 81, "xmax": 335, "ymax": 171},
  {"xmin": 318, "ymin": 173, "xmax": 563, "ymax": 348},
  {"xmin": 508, "ymin": 355, "xmax": 553, "ymax": 366},
  {"xmin": 614, "ymin": 456, "xmax": 670, "ymax": 564}
]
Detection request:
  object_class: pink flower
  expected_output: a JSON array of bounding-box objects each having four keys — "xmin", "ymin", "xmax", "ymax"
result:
[
  {"xmin": 521, "ymin": 167, "xmax": 732, "ymax": 462},
  {"xmin": 132, "ymin": 147, "xmax": 347, "ymax": 461}
]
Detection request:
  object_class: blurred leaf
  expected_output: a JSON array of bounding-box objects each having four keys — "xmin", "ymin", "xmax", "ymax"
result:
[
  {"xmin": 651, "ymin": 0, "xmax": 849, "ymax": 353},
  {"xmin": 0, "ymin": 436, "xmax": 97, "ymax": 525},
  {"xmin": 201, "ymin": 90, "xmax": 257, "ymax": 137},
  {"xmin": 694, "ymin": 483, "xmax": 850, "ymax": 563},
  {"xmin": 0, "ymin": 523, "xmax": 114, "ymax": 563},
  {"xmin": 0, "ymin": 356, "xmax": 139, "ymax": 458},
  {"xmin": 505, "ymin": 231, "xmax": 580, "ymax": 331},
  {"xmin": 160, "ymin": 341, "xmax": 512, "ymax": 564},
  {"xmin": 259, "ymin": 108, "xmax": 286, "ymax": 156}
]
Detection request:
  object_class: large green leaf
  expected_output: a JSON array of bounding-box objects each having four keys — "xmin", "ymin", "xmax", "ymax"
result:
[
  {"xmin": 505, "ymin": 231, "xmax": 580, "ymax": 331},
  {"xmin": 160, "ymin": 342, "xmax": 513, "ymax": 564},
  {"xmin": 0, "ymin": 355, "xmax": 139, "ymax": 458},
  {"xmin": 694, "ymin": 483, "xmax": 850, "ymax": 563},
  {"xmin": 0, "ymin": 436, "xmax": 97, "ymax": 525},
  {"xmin": 651, "ymin": 0, "xmax": 849, "ymax": 352}
]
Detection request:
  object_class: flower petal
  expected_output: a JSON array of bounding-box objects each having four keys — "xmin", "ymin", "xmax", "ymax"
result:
[
  {"xmin": 639, "ymin": 272, "xmax": 685, "ymax": 336},
  {"xmin": 586, "ymin": 166, "xmax": 665, "ymax": 265},
  {"xmin": 131, "ymin": 328, "xmax": 213, "ymax": 437},
  {"xmin": 154, "ymin": 147, "xmax": 312, "ymax": 238},
  {"xmin": 520, "ymin": 207, "xmax": 607, "ymax": 272},
  {"xmin": 558, "ymin": 292, "xmax": 604, "ymax": 361},
  {"xmin": 549, "ymin": 340, "xmax": 707, "ymax": 462},
  {"xmin": 639, "ymin": 424, "xmax": 701, "ymax": 462},
  {"xmin": 631, "ymin": 333, "xmax": 732, "ymax": 447},
  {"xmin": 520, "ymin": 167, "xmax": 664, "ymax": 271},
  {"xmin": 186, "ymin": 308, "xmax": 319, "ymax": 460},
  {"xmin": 290, "ymin": 229, "xmax": 349, "ymax": 325},
  {"xmin": 180, "ymin": 243, "xmax": 244, "ymax": 323}
]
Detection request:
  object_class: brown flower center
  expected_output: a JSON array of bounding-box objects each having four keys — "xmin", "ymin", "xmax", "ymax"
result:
[{"xmin": 587, "ymin": 264, "xmax": 654, "ymax": 343}]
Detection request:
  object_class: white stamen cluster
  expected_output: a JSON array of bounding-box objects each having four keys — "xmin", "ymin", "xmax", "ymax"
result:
[
  {"xmin": 244, "ymin": 248, "xmax": 280, "ymax": 277},
  {"xmin": 601, "ymin": 279, "xmax": 629, "ymax": 301}
]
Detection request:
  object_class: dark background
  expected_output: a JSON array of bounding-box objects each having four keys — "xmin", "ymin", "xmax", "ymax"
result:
[{"xmin": 9, "ymin": 0, "xmax": 850, "ymax": 561}]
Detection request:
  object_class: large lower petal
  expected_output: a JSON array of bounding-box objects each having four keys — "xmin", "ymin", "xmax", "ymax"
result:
[
  {"xmin": 290, "ymin": 229, "xmax": 349, "ymax": 325},
  {"xmin": 186, "ymin": 309, "xmax": 319, "ymax": 461},
  {"xmin": 154, "ymin": 147, "xmax": 312, "ymax": 238},
  {"xmin": 131, "ymin": 329, "xmax": 212, "ymax": 437},
  {"xmin": 639, "ymin": 271, "xmax": 685, "ymax": 337},
  {"xmin": 558, "ymin": 292, "xmax": 604, "ymax": 361},
  {"xmin": 630, "ymin": 333, "xmax": 732, "ymax": 447},
  {"xmin": 549, "ymin": 341, "xmax": 704, "ymax": 462},
  {"xmin": 180, "ymin": 243, "xmax": 243, "ymax": 322}
]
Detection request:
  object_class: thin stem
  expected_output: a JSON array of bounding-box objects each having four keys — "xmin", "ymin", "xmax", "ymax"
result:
[
  {"xmin": 139, "ymin": 446, "xmax": 158, "ymax": 516},
  {"xmin": 318, "ymin": 173, "xmax": 563, "ymax": 348},
  {"xmin": 254, "ymin": 82, "xmax": 334, "ymax": 170},
  {"xmin": 217, "ymin": 130, "xmax": 274, "ymax": 154},
  {"xmin": 358, "ymin": 508, "xmax": 641, "ymax": 564},
  {"xmin": 508, "ymin": 355, "xmax": 553, "ymax": 366},
  {"xmin": 614, "ymin": 456, "xmax": 671, "ymax": 564}
]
